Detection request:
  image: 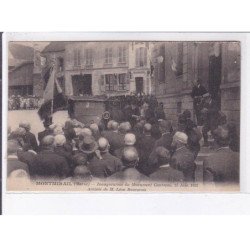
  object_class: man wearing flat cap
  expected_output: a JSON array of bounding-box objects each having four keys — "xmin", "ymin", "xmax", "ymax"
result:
[
  {"xmin": 203, "ymin": 126, "xmax": 239, "ymax": 184},
  {"xmin": 170, "ymin": 131, "xmax": 196, "ymax": 182}
]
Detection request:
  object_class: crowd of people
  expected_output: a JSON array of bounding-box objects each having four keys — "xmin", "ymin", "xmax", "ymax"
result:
[
  {"xmin": 8, "ymin": 95, "xmax": 43, "ymax": 110},
  {"xmin": 7, "ymin": 93, "xmax": 240, "ymax": 185}
]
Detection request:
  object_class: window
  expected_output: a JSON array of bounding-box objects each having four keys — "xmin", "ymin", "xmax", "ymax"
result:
[
  {"xmin": 136, "ymin": 47, "xmax": 147, "ymax": 67},
  {"xmin": 105, "ymin": 48, "xmax": 113, "ymax": 64},
  {"xmin": 118, "ymin": 46, "xmax": 126, "ymax": 63},
  {"xmin": 105, "ymin": 74, "xmax": 116, "ymax": 91},
  {"xmin": 176, "ymin": 43, "xmax": 184, "ymax": 76},
  {"xmin": 158, "ymin": 45, "xmax": 166, "ymax": 83},
  {"xmin": 118, "ymin": 73, "xmax": 127, "ymax": 90},
  {"xmin": 57, "ymin": 57, "xmax": 64, "ymax": 72},
  {"xmin": 74, "ymin": 49, "xmax": 81, "ymax": 66},
  {"xmin": 86, "ymin": 49, "xmax": 93, "ymax": 65}
]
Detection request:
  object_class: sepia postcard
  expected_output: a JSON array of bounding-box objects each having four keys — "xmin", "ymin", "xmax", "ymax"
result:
[{"xmin": 3, "ymin": 33, "xmax": 241, "ymax": 193}]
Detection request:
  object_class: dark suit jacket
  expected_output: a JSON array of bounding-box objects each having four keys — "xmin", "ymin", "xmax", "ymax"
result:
[
  {"xmin": 7, "ymin": 156, "xmax": 29, "ymax": 177},
  {"xmin": 30, "ymin": 149, "xmax": 70, "ymax": 178},
  {"xmin": 137, "ymin": 134, "xmax": 156, "ymax": 172},
  {"xmin": 38, "ymin": 129, "xmax": 53, "ymax": 145},
  {"xmin": 154, "ymin": 132, "xmax": 173, "ymax": 151},
  {"xmin": 88, "ymin": 152, "xmax": 122, "ymax": 178},
  {"xmin": 191, "ymin": 84, "xmax": 208, "ymax": 99},
  {"xmin": 170, "ymin": 146, "xmax": 195, "ymax": 181},
  {"xmin": 203, "ymin": 147, "xmax": 239, "ymax": 183},
  {"xmin": 150, "ymin": 167, "xmax": 184, "ymax": 182},
  {"xmin": 17, "ymin": 150, "xmax": 36, "ymax": 169},
  {"xmin": 109, "ymin": 167, "xmax": 148, "ymax": 182},
  {"xmin": 101, "ymin": 130, "xmax": 124, "ymax": 153},
  {"xmin": 23, "ymin": 131, "xmax": 38, "ymax": 152}
]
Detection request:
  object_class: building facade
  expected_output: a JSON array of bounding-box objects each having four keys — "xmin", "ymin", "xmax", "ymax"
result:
[
  {"xmin": 63, "ymin": 41, "xmax": 152, "ymax": 97},
  {"xmin": 8, "ymin": 61, "xmax": 34, "ymax": 96},
  {"xmin": 151, "ymin": 41, "xmax": 240, "ymax": 129}
]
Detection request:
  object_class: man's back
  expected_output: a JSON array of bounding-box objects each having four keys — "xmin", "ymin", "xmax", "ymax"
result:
[
  {"xmin": 38, "ymin": 129, "xmax": 52, "ymax": 144},
  {"xmin": 88, "ymin": 152, "xmax": 122, "ymax": 178},
  {"xmin": 203, "ymin": 147, "xmax": 239, "ymax": 183},
  {"xmin": 154, "ymin": 132, "xmax": 173, "ymax": 151},
  {"xmin": 31, "ymin": 149, "xmax": 70, "ymax": 178},
  {"xmin": 171, "ymin": 146, "xmax": 195, "ymax": 181},
  {"xmin": 109, "ymin": 167, "xmax": 148, "ymax": 182},
  {"xmin": 7, "ymin": 156, "xmax": 29, "ymax": 177},
  {"xmin": 150, "ymin": 166, "xmax": 184, "ymax": 182},
  {"xmin": 101, "ymin": 130, "xmax": 124, "ymax": 152},
  {"xmin": 137, "ymin": 135, "xmax": 156, "ymax": 169},
  {"xmin": 23, "ymin": 131, "xmax": 38, "ymax": 151}
]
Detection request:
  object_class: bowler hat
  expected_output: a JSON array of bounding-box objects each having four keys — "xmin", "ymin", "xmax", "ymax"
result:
[{"xmin": 80, "ymin": 136, "xmax": 98, "ymax": 154}]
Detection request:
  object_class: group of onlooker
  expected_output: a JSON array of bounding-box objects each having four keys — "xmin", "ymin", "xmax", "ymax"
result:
[
  {"xmin": 7, "ymin": 101, "xmax": 239, "ymax": 185},
  {"xmin": 8, "ymin": 95, "xmax": 43, "ymax": 110}
]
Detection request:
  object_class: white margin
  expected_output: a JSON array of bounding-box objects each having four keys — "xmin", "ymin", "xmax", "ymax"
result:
[{"xmin": 2, "ymin": 32, "xmax": 250, "ymax": 214}]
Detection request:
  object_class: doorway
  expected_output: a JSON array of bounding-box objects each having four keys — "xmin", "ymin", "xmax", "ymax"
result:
[
  {"xmin": 135, "ymin": 77, "xmax": 143, "ymax": 94},
  {"xmin": 72, "ymin": 74, "xmax": 92, "ymax": 96}
]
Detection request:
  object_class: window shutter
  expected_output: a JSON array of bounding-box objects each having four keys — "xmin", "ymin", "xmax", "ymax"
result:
[
  {"xmin": 144, "ymin": 48, "xmax": 147, "ymax": 67},
  {"xmin": 109, "ymin": 48, "xmax": 113, "ymax": 63},
  {"xmin": 104, "ymin": 48, "xmax": 108, "ymax": 63},
  {"xmin": 118, "ymin": 47, "xmax": 122, "ymax": 63},
  {"xmin": 126, "ymin": 73, "xmax": 130, "ymax": 90},
  {"xmin": 136, "ymin": 48, "xmax": 139, "ymax": 67},
  {"xmin": 100, "ymin": 75, "xmax": 105, "ymax": 92}
]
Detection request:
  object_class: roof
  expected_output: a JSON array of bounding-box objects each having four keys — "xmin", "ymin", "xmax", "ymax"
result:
[
  {"xmin": 9, "ymin": 60, "xmax": 34, "ymax": 72},
  {"xmin": 9, "ymin": 43, "xmax": 34, "ymax": 61},
  {"xmin": 42, "ymin": 41, "xmax": 66, "ymax": 53}
]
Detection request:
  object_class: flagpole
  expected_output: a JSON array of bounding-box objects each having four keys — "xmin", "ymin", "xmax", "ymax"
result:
[{"xmin": 51, "ymin": 54, "xmax": 56, "ymax": 117}]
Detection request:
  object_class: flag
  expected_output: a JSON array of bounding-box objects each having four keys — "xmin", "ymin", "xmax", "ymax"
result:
[
  {"xmin": 38, "ymin": 66, "xmax": 67, "ymax": 120},
  {"xmin": 43, "ymin": 66, "xmax": 55, "ymax": 102}
]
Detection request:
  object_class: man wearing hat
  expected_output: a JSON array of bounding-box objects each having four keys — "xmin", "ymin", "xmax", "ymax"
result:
[
  {"xmin": 19, "ymin": 121, "xmax": 38, "ymax": 152},
  {"xmin": 170, "ymin": 131, "xmax": 196, "ymax": 182},
  {"xmin": 88, "ymin": 137, "xmax": 122, "ymax": 178},
  {"xmin": 78, "ymin": 136, "xmax": 98, "ymax": 160},
  {"xmin": 191, "ymin": 79, "xmax": 208, "ymax": 125},
  {"xmin": 203, "ymin": 126, "xmax": 239, "ymax": 183},
  {"xmin": 30, "ymin": 135, "xmax": 70, "ymax": 179}
]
